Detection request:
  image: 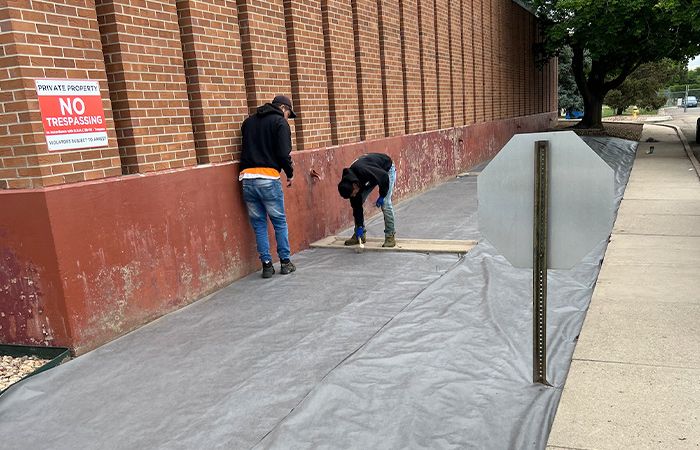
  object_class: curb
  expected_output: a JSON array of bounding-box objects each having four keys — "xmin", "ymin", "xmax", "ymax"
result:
[{"xmin": 652, "ymin": 123, "xmax": 700, "ymax": 182}]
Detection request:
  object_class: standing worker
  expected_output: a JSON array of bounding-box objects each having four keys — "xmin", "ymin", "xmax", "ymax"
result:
[
  {"xmin": 337, "ymin": 153, "xmax": 397, "ymax": 248},
  {"xmin": 239, "ymin": 95, "xmax": 297, "ymax": 278}
]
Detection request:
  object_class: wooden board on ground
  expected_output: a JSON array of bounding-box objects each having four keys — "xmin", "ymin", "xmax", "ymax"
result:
[{"xmin": 310, "ymin": 236, "xmax": 478, "ymax": 254}]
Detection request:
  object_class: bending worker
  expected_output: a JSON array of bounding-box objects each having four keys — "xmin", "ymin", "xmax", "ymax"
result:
[{"xmin": 337, "ymin": 153, "xmax": 397, "ymax": 248}]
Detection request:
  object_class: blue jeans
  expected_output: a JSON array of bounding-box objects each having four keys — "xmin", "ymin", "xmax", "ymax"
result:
[
  {"xmin": 242, "ymin": 178, "xmax": 290, "ymax": 263},
  {"xmin": 361, "ymin": 164, "xmax": 396, "ymax": 235}
]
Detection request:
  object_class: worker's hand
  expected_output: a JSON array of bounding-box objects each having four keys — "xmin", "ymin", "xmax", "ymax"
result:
[
  {"xmin": 356, "ymin": 226, "xmax": 365, "ymax": 238},
  {"xmin": 286, "ymin": 177, "xmax": 293, "ymax": 187},
  {"xmin": 375, "ymin": 196, "xmax": 385, "ymax": 208}
]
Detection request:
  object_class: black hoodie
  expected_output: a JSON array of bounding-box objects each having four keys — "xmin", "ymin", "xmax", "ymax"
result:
[
  {"xmin": 240, "ymin": 103, "xmax": 293, "ymax": 178},
  {"xmin": 339, "ymin": 153, "xmax": 393, "ymax": 227}
]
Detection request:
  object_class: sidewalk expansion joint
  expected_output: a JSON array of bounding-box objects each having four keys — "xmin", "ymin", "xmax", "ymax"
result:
[{"xmin": 573, "ymin": 358, "xmax": 700, "ymax": 371}]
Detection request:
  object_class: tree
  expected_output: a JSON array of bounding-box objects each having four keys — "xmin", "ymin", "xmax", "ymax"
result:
[
  {"xmin": 532, "ymin": 0, "xmax": 700, "ymax": 128},
  {"xmin": 605, "ymin": 59, "xmax": 682, "ymax": 114},
  {"xmin": 558, "ymin": 46, "xmax": 584, "ymax": 115}
]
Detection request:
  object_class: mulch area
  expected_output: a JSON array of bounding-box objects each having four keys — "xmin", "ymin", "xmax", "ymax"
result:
[{"xmin": 551, "ymin": 120, "xmax": 644, "ymax": 142}]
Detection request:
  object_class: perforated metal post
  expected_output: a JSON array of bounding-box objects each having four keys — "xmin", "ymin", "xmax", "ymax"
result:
[{"xmin": 533, "ymin": 140, "xmax": 550, "ymax": 385}]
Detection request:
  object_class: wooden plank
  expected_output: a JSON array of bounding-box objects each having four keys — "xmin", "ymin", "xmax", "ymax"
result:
[{"xmin": 310, "ymin": 236, "xmax": 478, "ymax": 254}]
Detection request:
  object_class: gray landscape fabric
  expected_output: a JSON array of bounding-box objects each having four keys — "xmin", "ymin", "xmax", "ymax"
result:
[{"xmin": 0, "ymin": 137, "xmax": 636, "ymax": 449}]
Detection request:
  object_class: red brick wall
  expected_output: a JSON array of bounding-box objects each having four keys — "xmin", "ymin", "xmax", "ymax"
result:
[
  {"xmin": 399, "ymin": 0, "xmax": 423, "ymax": 134},
  {"xmin": 378, "ymin": 0, "xmax": 404, "ymax": 137},
  {"xmin": 176, "ymin": 0, "xmax": 248, "ymax": 163},
  {"xmin": 322, "ymin": 0, "xmax": 361, "ymax": 145},
  {"xmin": 2, "ymin": 0, "xmax": 554, "ymax": 190},
  {"xmin": 353, "ymin": 0, "xmax": 385, "ymax": 140},
  {"xmin": 464, "ymin": 0, "xmax": 475, "ymax": 124},
  {"xmin": 450, "ymin": 0, "xmax": 464, "ymax": 127},
  {"xmin": 0, "ymin": 1, "xmax": 121, "ymax": 189},
  {"xmin": 284, "ymin": 0, "xmax": 333, "ymax": 150},
  {"xmin": 95, "ymin": 0, "xmax": 197, "ymax": 174},
  {"xmin": 473, "ymin": 0, "xmax": 485, "ymax": 123},
  {"xmin": 435, "ymin": 0, "xmax": 451, "ymax": 128},
  {"xmin": 419, "ymin": 0, "xmax": 438, "ymax": 131}
]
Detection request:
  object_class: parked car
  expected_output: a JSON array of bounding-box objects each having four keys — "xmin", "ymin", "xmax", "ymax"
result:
[{"xmin": 683, "ymin": 96, "xmax": 698, "ymax": 107}]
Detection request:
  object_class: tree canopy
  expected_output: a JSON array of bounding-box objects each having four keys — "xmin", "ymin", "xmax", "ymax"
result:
[
  {"xmin": 532, "ymin": 0, "xmax": 700, "ymax": 127},
  {"xmin": 605, "ymin": 59, "xmax": 682, "ymax": 114}
]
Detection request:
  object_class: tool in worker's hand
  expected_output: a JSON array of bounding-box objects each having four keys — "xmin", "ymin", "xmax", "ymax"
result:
[{"xmin": 356, "ymin": 226, "xmax": 365, "ymax": 254}]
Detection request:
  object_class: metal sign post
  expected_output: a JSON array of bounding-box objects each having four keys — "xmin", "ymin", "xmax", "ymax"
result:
[
  {"xmin": 478, "ymin": 131, "xmax": 615, "ymax": 386},
  {"xmin": 532, "ymin": 141, "xmax": 550, "ymax": 385}
]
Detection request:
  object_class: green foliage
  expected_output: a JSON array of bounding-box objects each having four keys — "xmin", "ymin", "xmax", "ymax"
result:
[
  {"xmin": 532, "ymin": 0, "xmax": 700, "ymax": 127},
  {"xmin": 690, "ymin": 67, "xmax": 700, "ymax": 85},
  {"xmin": 667, "ymin": 84, "xmax": 700, "ymax": 92},
  {"xmin": 605, "ymin": 59, "xmax": 680, "ymax": 112},
  {"xmin": 604, "ymin": 90, "xmax": 627, "ymax": 114},
  {"xmin": 665, "ymin": 66, "xmax": 700, "ymax": 88},
  {"xmin": 557, "ymin": 46, "xmax": 584, "ymax": 113}
]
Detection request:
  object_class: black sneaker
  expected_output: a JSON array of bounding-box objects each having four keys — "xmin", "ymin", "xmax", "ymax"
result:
[
  {"xmin": 262, "ymin": 261, "xmax": 275, "ymax": 278},
  {"xmin": 280, "ymin": 259, "xmax": 296, "ymax": 274}
]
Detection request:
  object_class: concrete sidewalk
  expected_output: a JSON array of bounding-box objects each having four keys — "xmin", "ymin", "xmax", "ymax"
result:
[{"xmin": 547, "ymin": 125, "xmax": 700, "ymax": 449}]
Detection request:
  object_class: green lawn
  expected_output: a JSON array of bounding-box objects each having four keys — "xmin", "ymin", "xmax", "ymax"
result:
[{"xmin": 602, "ymin": 105, "xmax": 659, "ymax": 117}]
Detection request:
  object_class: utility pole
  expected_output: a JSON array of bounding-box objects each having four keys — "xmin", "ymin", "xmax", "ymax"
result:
[{"xmin": 684, "ymin": 84, "xmax": 689, "ymax": 113}]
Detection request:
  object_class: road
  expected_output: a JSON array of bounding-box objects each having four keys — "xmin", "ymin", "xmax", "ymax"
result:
[{"xmin": 661, "ymin": 105, "xmax": 700, "ymax": 160}]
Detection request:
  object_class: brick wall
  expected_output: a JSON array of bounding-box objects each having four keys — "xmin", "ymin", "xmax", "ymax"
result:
[
  {"xmin": 419, "ymin": 0, "xmax": 438, "ymax": 131},
  {"xmin": 352, "ymin": 0, "xmax": 385, "ymax": 140},
  {"xmin": 284, "ymin": 0, "xmax": 332, "ymax": 150},
  {"xmin": 1, "ymin": 0, "xmax": 555, "ymax": 189},
  {"xmin": 398, "ymin": 0, "xmax": 422, "ymax": 134},
  {"xmin": 378, "ymin": 0, "xmax": 404, "ymax": 137},
  {"xmin": 96, "ymin": 0, "xmax": 197, "ymax": 174},
  {"xmin": 450, "ymin": 0, "xmax": 464, "ymax": 126},
  {"xmin": 322, "ymin": 0, "xmax": 361, "ymax": 145},
  {"xmin": 434, "ymin": 0, "xmax": 451, "ymax": 128},
  {"xmin": 464, "ymin": 0, "xmax": 475, "ymax": 124},
  {"xmin": 0, "ymin": 1, "xmax": 121, "ymax": 189},
  {"xmin": 176, "ymin": 0, "xmax": 248, "ymax": 163}
]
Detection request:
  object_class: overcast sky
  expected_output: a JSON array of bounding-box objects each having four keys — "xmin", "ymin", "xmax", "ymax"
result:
[{"xmin": 689, "ymin": 55, "xmax": 700, "ymax": 70}]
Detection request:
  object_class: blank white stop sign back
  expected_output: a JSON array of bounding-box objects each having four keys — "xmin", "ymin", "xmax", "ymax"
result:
[{"xmin": 478, "ymin": 131, "xmax": 615, "ymax": 269}]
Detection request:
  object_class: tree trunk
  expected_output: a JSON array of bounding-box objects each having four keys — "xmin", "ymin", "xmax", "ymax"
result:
[
  {"xmin": 616, "ymin": 107, "xmax": 624, "ymax": 115},
  {"xmin": 579, "ymin": 92, "xmax": 604, "ymax": 128}
]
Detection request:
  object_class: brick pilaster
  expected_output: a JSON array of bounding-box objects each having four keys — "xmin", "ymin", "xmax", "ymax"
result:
[
  {"xmin": 435, "ymin": 0, "xmax": 451, "ymax": 128},
  {"xmin": 352, "ymin": 0, "xmax": 385, "ymax": 140},
  {"xmin": 176, "ymin": 0, "xmax": 248, "ymax": 164},
  {"xmin": 473, "ymin": 0, "xmax": 485, "ymax": 123},
  {"xmin": 399, "ymin": 0, "xmax": 423, "ymax": 133},
  {"xmin": 450, "ymin": 0, "xmax": 464, "ymax": 126},
  {"xmin": 96, "ymin": 0, "xmax": 196, "ymax": 174},
  {"xmin": 464, "ymin": 0, "xmax": 475, "ymax": 123},
  {"xmin": 284, "ymin": 0, "xmax": 332, "ymax": 150},
  {"xmin": 322, "ymin": 0, "xmax": 361, "ymax": 145},
  {"xmin": 418, "ymin": 0, "xmax": 438, "ymax": 130},
  {"xmin": 378, "ymin": 0, "xmax": 404, "ymax": 137}
]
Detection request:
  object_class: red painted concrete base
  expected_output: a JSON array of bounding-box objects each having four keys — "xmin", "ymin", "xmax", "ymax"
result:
[{"xmin": 0, "ymin": 113, "xmax": 555, "ymax": 353}]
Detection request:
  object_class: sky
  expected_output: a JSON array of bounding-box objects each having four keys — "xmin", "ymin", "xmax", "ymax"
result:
[{"xmin": 689, "ymin": 55, "xmax": 700, "ymax": 70}]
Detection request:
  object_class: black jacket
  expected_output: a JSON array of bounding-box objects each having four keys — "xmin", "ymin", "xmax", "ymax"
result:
[
  {"xmin": 340, "ymin": 153, "xmax": 393, "ymax": 227},
  {"xmin": 240, "ymin": 104, "xmax": 293, "ymax": 178}
]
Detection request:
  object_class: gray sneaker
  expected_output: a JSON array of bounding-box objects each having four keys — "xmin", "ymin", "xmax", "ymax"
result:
[{"xmin": 280, "ymin": 260, "xmax": 296, "ymax": 274}]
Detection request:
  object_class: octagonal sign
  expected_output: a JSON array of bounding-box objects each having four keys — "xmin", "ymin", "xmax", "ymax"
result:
[{"xmin": 478, "ymin": 131, "xmax": 615, "ymax": 269}]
